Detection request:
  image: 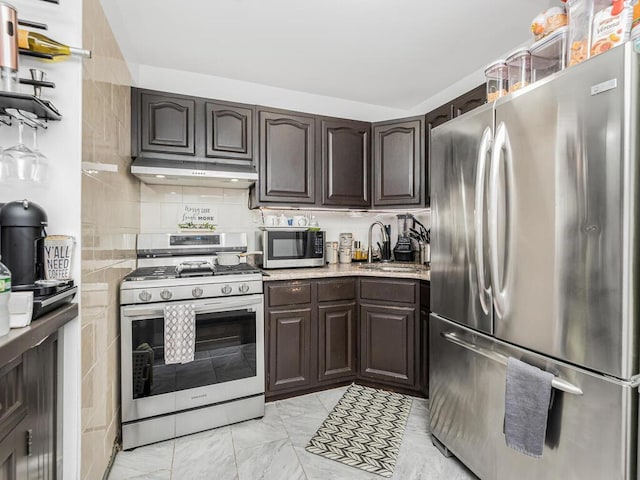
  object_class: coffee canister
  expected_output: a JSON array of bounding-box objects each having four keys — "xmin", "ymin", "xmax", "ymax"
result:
[{"xmin": 44, "ymin": 235, "xmax": 75, "ymax": 280}]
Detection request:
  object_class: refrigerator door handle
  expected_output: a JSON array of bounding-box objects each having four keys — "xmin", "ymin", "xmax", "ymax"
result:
[
  {"xmin": 488, "ymin": 121, "xmax": 513, "ymax": 318},
  {"xmin": 474, "ymin": 126, "xmax": 493, "ymax": 315},
  {"xmin": 442, "ymin": 331, "xmax": 584, "ymax": 395}
]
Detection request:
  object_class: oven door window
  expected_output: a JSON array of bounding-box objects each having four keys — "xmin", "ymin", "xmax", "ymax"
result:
[{"xmin": 130, "ymin": 309, "xmax": 257, "ymax": 399}]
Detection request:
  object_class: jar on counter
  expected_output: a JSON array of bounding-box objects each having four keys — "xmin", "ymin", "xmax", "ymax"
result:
[
  {"xmin": 506, "ymin": 48, "xmax": 532, "ymax": 93},
  {"xmin": 484, "ymin": 60, "xmax": 508, "ymax": 102},
  {"xmin": 326, "ymin": 241, "xmax": 338, "ymax": 264}
]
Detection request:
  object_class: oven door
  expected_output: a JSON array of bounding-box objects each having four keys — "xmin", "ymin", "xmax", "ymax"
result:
[{"xmin": 120, "ymin": 294, "xmax": 264, "ymax": 423}]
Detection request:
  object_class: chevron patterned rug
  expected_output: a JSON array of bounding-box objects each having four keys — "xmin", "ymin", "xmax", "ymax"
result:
[{"xmin": 306, "ymin": 384, "xmax": 413, "ymax": 478}]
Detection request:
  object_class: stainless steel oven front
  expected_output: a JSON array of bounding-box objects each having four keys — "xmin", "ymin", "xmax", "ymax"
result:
[{"xmin": 120, "ymin": 294, "xmax": 264, "ymax": 425}]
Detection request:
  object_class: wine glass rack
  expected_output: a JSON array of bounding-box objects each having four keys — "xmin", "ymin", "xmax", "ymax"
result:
[{"xmin": 0, "ymin": 18, "xmax": 62, "ymax": 127}]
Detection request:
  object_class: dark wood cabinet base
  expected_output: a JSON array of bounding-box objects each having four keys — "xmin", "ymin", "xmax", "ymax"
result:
[
  {"xmin": 265, "ymin": 378, "xmax": 427, "ymax": 403},
  {"xmin": 265, "ymin": 278, "xmax": 430, "ymax": 401}
]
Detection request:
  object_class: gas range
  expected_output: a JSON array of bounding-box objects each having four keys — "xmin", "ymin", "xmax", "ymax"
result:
[
  {"xmin": 119, "ymin": 232, "xmax": 266, "ymax": 449},
  {"xmin": 120, "ymin": 232, "xmax": 264, "ymax": 305}
]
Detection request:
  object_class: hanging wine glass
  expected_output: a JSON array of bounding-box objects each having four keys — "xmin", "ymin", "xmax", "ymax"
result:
[
  {"xmin": 30, "ymin": 127, "xmax": 48, "ymax": 185},
  {"xmin": 2, "ymin": 120, "xmax": 37, "ymax": 184}
]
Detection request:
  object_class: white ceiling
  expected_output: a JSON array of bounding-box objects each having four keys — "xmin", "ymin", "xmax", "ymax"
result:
[{"xmin": 101, "ymin": 0, "xmax": 553, "ymax": 110}]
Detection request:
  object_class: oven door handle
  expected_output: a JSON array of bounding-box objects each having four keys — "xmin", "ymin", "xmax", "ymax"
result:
[{"xmin": 122, "ymin": 295, "xmax": 263, "ymax": 318}]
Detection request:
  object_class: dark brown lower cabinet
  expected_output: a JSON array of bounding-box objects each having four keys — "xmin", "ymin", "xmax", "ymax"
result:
[
  {"xmin": 359, "ymin": 303, "xmax": 416, "ymax": 387},
  {"xmin": 267, "ymin": 308, "xmax": 313, "ymax": 393},
  {"xmin": 318, "ymin": 302, "xmax": 357, "ymax": 382},
  {"xmin": 0, "ymin": 416, "xmax": 30, "ymax": 479},
  {"xmin": 420, "ymin": 281, "xmax": 430, "ymax": 395},
  {"xmin": 0, "ymin": 333, "xmax": 58, "ymax": 480},
  {"xmin": 265, "ymin": 277, "xmax": 428, "ymax": 400}
]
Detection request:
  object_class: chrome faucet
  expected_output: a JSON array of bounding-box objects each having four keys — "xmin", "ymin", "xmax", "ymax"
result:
[{"xmin": 367, "ymin": 221, "xmax": 390, "ymax": 263}]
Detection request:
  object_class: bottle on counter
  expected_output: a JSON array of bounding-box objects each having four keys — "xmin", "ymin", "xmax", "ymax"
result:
[
  {"xmin": 0, "ymin": 257, "xmax": 11, "ymax": 336},
  {"xmin": 18, "ymin": 29, "xmax": 91, "ymax": 61}
]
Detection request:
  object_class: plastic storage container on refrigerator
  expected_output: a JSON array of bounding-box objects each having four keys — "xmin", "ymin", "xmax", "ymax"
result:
[
  {"xmin": 531, "ymin": 26, "xmax": 568, "ymax": 81},
  {"xmin": 506, "ymin": 48, "xmax": 532, "ymax": 93},
  {"xmin": 485, "ymin": 60, "xmax": 509, "ymax": 102}
]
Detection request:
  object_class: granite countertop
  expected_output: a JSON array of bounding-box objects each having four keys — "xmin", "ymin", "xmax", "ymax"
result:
[
  {"xmin": 262, "ymin": 262, "xmax": 430, "ymax": 282},
  {"xmin": 0, "ymin": 303, "xmax": 78, "ymax": 366}
]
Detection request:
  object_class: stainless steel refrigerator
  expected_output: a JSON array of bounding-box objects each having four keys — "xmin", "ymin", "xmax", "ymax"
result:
[{"xmin": 429, "ymin": 43, "xmax": 640, "ymax": 480}]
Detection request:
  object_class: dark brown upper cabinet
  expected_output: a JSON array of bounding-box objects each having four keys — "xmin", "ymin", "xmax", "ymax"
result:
[
  {"xmin": 426, "ymin": 104, "xmax": 453, "ymax": 130},
  {"xmin": 372, "ymin": 116, "xmax": 425, "ymax": 207},
  {"xmin": 258, "ymin": 109, "xmax": 315, "ymax": 204},
  {"xmin": 205, "ymin": 101, "xmax": 254, "ymax": 164},
  {"xmin": 452, "ymin": 84, "xmax": 487, "ymax": 118},
  {"xmin": 319, "ymin": 119, "xmax": 370, "ymax": 208},
  {"xmin": 140, "ymin": 92, "xmax": 196, "ymax": 156}
]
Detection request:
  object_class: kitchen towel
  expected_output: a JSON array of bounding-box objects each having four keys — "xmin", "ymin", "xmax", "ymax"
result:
[
  {"xmin": 164, "ymin": 304, "xmax": 196, "ymax": 364},
  {"xmin": 504, "ymin": 356, "xmax": 554, "ymax": 458}
]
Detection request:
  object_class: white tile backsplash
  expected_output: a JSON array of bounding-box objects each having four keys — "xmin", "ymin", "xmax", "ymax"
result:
[
  {"xmin": 182, "ymin": 186, "xmax": 224, "ymax": 204},
  {"xmin": 141, "ymin": 184, "xmax": 183, "ymax": 203},
  {"xmin": 139, "ymin": 186, "xmax": 430, "ymax": 253}
]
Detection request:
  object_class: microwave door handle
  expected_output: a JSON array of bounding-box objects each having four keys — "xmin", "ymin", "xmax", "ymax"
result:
[
  {"xmin": 474, "ymin": 126, "xmax": 492, "ymax": 315},
  {"xmin": 123, "ymin": 296, "xmax": 263, "ymax": 318}
]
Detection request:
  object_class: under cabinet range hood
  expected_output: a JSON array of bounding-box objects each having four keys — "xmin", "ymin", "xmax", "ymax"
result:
[{"xmin": 131, "ymin": 158, "xmax": 258, "ymax": 188}]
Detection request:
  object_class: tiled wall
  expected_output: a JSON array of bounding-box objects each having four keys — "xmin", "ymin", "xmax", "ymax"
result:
[
  {"xmin": 140, "ymin": 183, "xmax": 430, "ymax": 253},
  {"xmin": 81, "ymin": 0, "xmax": 138, "ymax": 478}
]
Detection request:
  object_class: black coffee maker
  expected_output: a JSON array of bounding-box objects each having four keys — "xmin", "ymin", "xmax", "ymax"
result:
[{"xmin": 0, "ymin": 199, "xmax": 48, "ymax": 287}]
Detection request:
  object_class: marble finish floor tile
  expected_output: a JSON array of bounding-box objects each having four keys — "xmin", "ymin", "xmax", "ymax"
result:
[
  {"xmin": 275, "ymin": 392, "xmax": 329, "ymax": 420},
  {"xmin": 108, "ymin": 439, "xmax": 174, "ymax": 479},
  {"xmin": 107, "ymin": 386, "xmax": 477, "ymax": 480},
  {"xmin": 172, "ymin": 426, "xmax": 237, "ymax": 480},
  {"xmin": 315, "ymin": 385, "xmax": 348, "ymax": 411},
  {"xmin": 236, "ymin": 438, "xmax": 305, "ymax": 480},
  {"xmin": 231, "ymin": 403, "xmax": 289, "ymax": 451}
]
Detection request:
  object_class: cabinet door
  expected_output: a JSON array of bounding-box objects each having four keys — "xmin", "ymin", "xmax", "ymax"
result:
[
  {"xmin": 318, "ymin": 302, "xmax": 357, "ymax": 382},
  {"xmin": 425, "ymin": 104, "xmax": 453, "ymax": 129},
  {"xmin": 205, "ymin": 102, "xmax": 254, "ymax": 162},
  {"xmin": 25, "ymin": 335, "xmax": 57, "ymax": 480},
  {"xmin": 452, "ymin": 84, "xmax": 487, "ymax": 117},
  {"xmin": 267, "ymin": 308, "xmax": 313, "ymax": 393},
  {"xmin": 373, "ymin": 117, "xmax": 424, "ymax": 207},
  {"xmin": 359, "ymin": 303, "xmax": 416, "ymax": 386},
  {"xmin": 259, "ymin": 110, "xmax": 315, "ymax": 204},
  {"xmin": 320, "ymin": 119, "xmax": 370, "ymax": 207},
  {"xmin": 425, "ymin": 104, "xmax": 454, "ymax": 207},
  {"xmin": 140, "ymin": 93, "xmax": 196, "ymax": 155},
  {"xmin": 0, "ymin": 417, "xmax": 30, "ymax": 480}
]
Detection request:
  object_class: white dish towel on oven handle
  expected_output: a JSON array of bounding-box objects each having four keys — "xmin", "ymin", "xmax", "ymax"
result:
[{"xmin": 164, "ymin": 304, "xmax": 196, "ymax": 364}]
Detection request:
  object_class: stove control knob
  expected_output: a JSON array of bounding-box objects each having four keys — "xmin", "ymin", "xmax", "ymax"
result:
[
  {"xmin": 221, "ymin": 285, "xmax": 233, "ymax": 295},
  {"xmin": 160, "ymin": 289, "xmax": 173, "ymax": 300},
  {"xmin": 192, "ymin": 287, "xmax": 204, "ymax": 298},
  {"xmin": 239, "ymin": 283, "xmax": 250, "ymax": 293},
  {"xmin": 139, "ymin": 290, "xmax": 152, "ymax": 302}
]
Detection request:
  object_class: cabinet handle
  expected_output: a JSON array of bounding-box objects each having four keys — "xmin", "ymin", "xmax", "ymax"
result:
[{"xmin": 26, "ymin": 429, "xmax": 33, "ymax": 456}]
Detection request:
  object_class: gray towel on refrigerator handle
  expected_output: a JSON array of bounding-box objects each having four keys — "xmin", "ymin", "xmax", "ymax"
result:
[
  {"xmin": 504, "ymin": 357, "xmax": 554, "ymax": 458},
  {"xmin": 164, "ymin": 304, "xmax": 196, "ymax": 364}
]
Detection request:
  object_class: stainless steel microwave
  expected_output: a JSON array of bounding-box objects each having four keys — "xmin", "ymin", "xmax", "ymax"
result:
[{"xmin": 260, "ymin": 230, "xmax": 325, "ymax": 269}]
